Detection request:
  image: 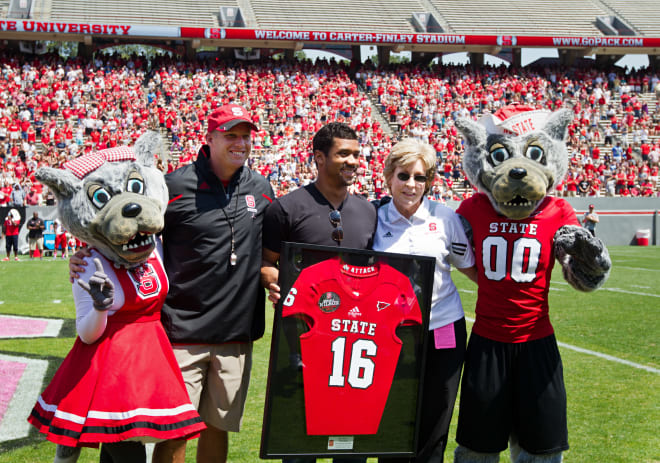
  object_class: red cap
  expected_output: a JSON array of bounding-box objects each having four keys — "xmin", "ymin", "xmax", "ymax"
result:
[
  {"xmin": 207, "ymin": 104, "xmax": 257, "ymax": 135},
  {"xmin": 589, "ymin": 204, "xmax": 594, "ymax": 208}
]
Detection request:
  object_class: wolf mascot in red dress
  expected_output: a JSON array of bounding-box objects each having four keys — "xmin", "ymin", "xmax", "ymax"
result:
[{"xmin": 30, "ymin": 132, "xmax": 205, "ymax": 462}]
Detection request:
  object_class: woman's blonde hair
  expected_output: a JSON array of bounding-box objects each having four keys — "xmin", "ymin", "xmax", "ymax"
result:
[{"xmin": 384, "ymin": 138, "xmax": 437, "ymax": 194}]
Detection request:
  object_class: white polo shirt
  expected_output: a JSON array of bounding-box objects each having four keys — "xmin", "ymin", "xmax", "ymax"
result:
[{"xmin": 373, "ymin": 197, "xmax": 475, "ymax": 330}]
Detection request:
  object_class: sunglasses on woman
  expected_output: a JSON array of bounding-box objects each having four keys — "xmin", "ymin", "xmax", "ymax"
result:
[{"xmin": 396, "ymin": 172, "xmax": 427, "ymax": 183}]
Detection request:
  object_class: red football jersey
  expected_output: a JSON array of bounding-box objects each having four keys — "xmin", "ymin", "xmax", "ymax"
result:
[
  {"xmin": 457, "ymin": 193, "xmax": 579, "ymax": 343},
  {"xmin": 282, "ymin": 257, "xmax": 422, "ymax": 435}
]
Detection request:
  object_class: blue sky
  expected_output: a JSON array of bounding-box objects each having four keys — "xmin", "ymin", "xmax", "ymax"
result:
[{"xmin": 305, "ymin": 46, "xmax": 650, "ymax": 70}]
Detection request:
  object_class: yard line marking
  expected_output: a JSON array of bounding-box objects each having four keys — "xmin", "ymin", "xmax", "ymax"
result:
[
  {"xmin": 616, "ymin": 265, "xmax": 660, "ymax": 272},
  {"xmin": 603, "ymin": 287, "xmax": 660, "ymax": 298},
  {"xmin": 551, "ymin": 281, "xmax": 659, "ymax": 297},
  {"xmin": 464, "ymin": 316, "xmax": 659, "ymax": 374},
  {"xmin": 556, "ymin": 342, "xmax": 660, "ymax": 374}
]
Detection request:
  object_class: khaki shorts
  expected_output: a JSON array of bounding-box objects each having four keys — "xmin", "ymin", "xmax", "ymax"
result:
[
  {"xmin": 172, "ymin": 342, "xmax": 252, "ymax": 432},
  {"xmin": 29, "ymin": 237, "xmax": 43, "ymax": 251}
]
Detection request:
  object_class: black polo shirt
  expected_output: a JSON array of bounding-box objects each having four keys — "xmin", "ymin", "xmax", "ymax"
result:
[
  {"xmin": 27, "ymin": 217, "xmax": 44, "ymax": 239},
  {"xmin": 263, "ymin": 182, "xmax": 377, "ymax": 253},
  {"xmin": 161, "ymin": 146, "xmax": 274, "ymax": 344}
]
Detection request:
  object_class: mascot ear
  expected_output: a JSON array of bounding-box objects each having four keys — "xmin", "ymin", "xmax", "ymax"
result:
[
  {"xmin": 543, "ymin": 109, "xmax": 572, "ymax": 141},
  {"xmin": 133, "ymin": 130, "xmax": 165, "ymax": 167},
  {"xmin": 35, "ymin": 167, "xmax": 81, "ymax": 200},
  {"xmin": 455, "ymin": 117, "xmax": 487, "ymax": 147}
]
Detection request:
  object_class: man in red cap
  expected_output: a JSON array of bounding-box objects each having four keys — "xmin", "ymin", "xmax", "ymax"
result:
[
  {"xmin": 71, "ymin": 104, "xmax": 274, "ymax": 463},
  {"xmin": 154, "ymin": 104, "xmax": 274, "ymax": 463}
]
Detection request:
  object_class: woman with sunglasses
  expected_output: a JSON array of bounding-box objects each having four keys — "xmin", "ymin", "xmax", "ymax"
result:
[{"xmin": 373, "ymin": 137, "xmax": 477, "ymax": 463}]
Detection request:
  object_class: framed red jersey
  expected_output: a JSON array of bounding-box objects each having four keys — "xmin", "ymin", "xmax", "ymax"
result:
[
  {"xmin": 283, "ymin": 256, "xmax": 422, "ymax": 436},
  {"xmin": 261, "ymin": 243, "xmax": 435, "ymax": 459}
]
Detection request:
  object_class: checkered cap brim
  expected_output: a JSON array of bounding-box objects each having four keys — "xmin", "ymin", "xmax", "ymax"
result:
[{"xmin": 63, "ymin": 146, "xmax": 136, "ymax": 179}]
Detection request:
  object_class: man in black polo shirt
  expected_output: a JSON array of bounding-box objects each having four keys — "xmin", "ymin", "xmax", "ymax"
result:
[
  {"xmin": 261, "ymin": 122, "xmax": 376, "ymax": 463},
  {"xmin": 27, "ymin": 210, "xmax": 45, "ymax": 259}
]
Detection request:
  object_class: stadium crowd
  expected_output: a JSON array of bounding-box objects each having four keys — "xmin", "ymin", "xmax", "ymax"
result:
[{"xmin": 1, "ymin": 50, "xmax": 659, "ymax": 208}]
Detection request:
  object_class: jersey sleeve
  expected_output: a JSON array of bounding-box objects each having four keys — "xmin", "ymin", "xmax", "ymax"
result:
[
  {"xmin": 560, "ymin": 199, "xmax": 580, "ymax": 227},
  {"xmin": 455, "ymin": 194, "xmax": 478, "ymax": 225},
  {"xmin": 395, "ymin": 270, "xmax": 423, "ymax": 327},
  {"xmin": 281, "ymin": 265, "xmax": 317, "ymax": 328}
]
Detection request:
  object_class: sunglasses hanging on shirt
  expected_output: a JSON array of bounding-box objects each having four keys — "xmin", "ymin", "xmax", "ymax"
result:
[{"xmin": 329, "ymin": 209, "xmax": 343, "ymax": 244}]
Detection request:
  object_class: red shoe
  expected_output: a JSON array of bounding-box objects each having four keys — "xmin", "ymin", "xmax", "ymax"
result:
[
  {"xmin": 14, "ymin": 257, "xmax": 20, "ymax": 261},
  {"xmin": 2, "ymin": 257, "xmax": 9, "ymax": 261}
]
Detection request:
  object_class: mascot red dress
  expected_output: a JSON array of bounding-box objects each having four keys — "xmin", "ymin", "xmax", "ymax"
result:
[
  {"xmin": 29, "ymin": 133, "xmax": 205, "ymax": 463},
  {"xmin": 453, "ymin": 106, "xmax": 611, "ymax": 463}
]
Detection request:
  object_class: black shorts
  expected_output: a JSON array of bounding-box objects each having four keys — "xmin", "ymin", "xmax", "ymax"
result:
[{"xmin": 456, "ymin": 333, "xmax": 569, "ymax": 454}]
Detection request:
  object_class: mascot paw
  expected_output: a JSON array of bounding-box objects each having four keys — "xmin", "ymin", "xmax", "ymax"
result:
[
  {"xmin": 77, "ymin": 258, "xmax": 115, "ymax": 311},
  {"xmin": 554, "ymin": 225, "xmax": 611, "ymax": 292}
]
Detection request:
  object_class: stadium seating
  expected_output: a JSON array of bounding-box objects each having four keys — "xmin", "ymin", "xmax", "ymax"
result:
[
  {"xmin": 430, "ymin": 0, "xmax": 607, "ymax": 35},
  {"xmin": 0, "ymin": 50, "xmax": 658, "ymax": 207},
  {"xmin": 248, "ymin": 0, "xmax": 423, "ymax": 33},
  {"xmin": 600, "ymin": 0, "xmax": 660, "ymax": 36},
  {"xmin": 47, "ymin": 0, "xmax": 227, "ymax": 27}
]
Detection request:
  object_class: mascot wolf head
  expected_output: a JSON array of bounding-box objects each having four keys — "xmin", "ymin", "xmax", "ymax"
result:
[
  {"xmin": 36, "ymin": 131, "xmax": 168, "ymax": 268},
  {"xmin": 455, "ymin": 105, "xmax": 572, "ymax": 220}
]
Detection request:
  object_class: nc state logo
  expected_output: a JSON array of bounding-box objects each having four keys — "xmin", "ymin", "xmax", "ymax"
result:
[
  {"xmin": 245, "ymin": 195, "xmax": 255, "ymax": 208},
  {"xmin": 128, "ymin": 263, "xmax": 160, "ymax": 299},
  {"xmin": 429, "ymin": 223, "xmax": 437, "ymax": 232}
]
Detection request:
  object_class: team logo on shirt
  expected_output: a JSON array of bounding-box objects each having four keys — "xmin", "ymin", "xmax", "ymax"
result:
[
  {"xmin": 127, "ymin": 262, "xmax": 160, "ymax": 299},
  {"xmin": 245, "ymin": 195, "xmax": 258, "ymax": 213},
  {"xmin": 429, "ymin": 223, "xmax": 437, "ymax": 231},
  {"xmin": 318, "ymin": 291, "xmax": 341, "ymax": 313},
  {"xmin": 376, "ymin": 301, "xmax": 390, "ymax": 311}
]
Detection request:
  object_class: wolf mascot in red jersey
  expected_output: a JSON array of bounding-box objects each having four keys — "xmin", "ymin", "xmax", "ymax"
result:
[
  {"xmin": 453, "ymin": 105, "xmax": 610, "ymax": 463},
  {"xmin": 30, "ymin": 132, "xmax": 205, "ymax": 463}
]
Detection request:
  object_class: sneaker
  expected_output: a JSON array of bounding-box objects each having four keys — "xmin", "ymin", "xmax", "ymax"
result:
[
  {"xmin": 14, "ymin": 257, "xmax": 19, "ymax": 261},
  {"xmin": 2, "ymin": 257, "xmax": 8, "ymax": 261}
]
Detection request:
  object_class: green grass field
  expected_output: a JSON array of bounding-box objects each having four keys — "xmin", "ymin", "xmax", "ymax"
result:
[{"xmin": 0, "ymin": 246, "xmax": 658, "ymax": 462}]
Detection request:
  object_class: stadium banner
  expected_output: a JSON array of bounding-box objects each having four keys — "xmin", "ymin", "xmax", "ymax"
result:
[
  {"xmin": 0, "ymin": 20, "xmax": 178, "ymax": 37},
  {"xmin": 1, "ymin": 20, "xmax": 660, "ymax": 48},
  {"xmin": 194, "ymin": 28, "xmax": 660, "ymax": 48},
  {"xmin": 261, "ymin": 242, "xmax": 435, "ymax": 458}
]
